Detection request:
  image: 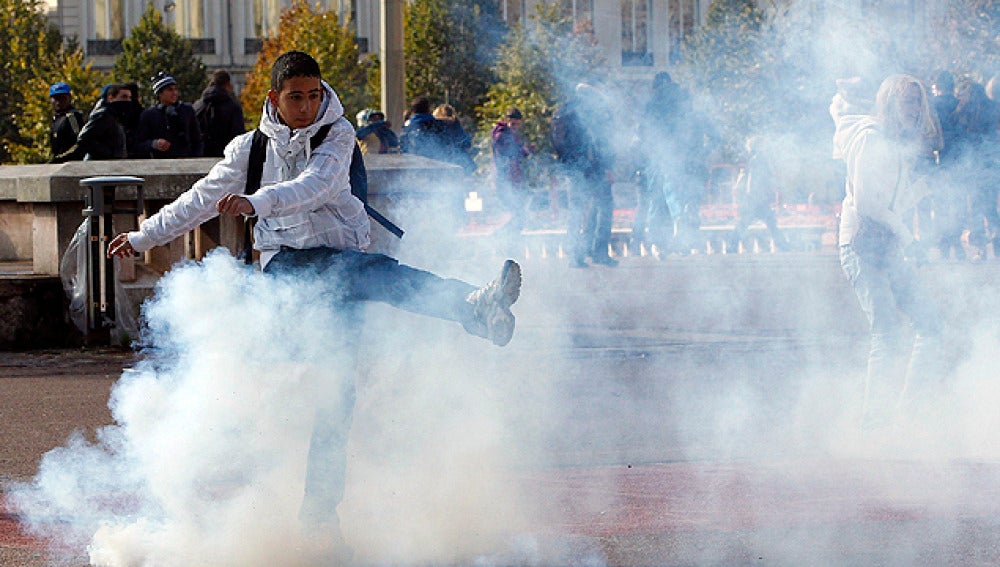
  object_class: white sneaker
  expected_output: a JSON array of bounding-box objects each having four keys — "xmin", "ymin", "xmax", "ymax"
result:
[{"xmin": 466, "ymin": 259, "xmax": 522, "ymax": 346}]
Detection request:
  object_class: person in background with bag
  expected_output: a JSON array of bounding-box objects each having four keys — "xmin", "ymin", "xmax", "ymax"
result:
[
  {"xmin": 831, "ymin": 74, "xmax": 944, "ymax": 430},
  {"xmin": 194, "ymin": 69, "xmax": 246, "ymax": 158},
  {"xmin": 48, "ymin": 82, "xmax": 85, "ymax": 159}
]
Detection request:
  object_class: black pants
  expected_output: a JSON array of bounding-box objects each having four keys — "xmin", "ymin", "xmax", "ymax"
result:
[{"xmin": 264, "ymin": 246, "xmax": 479, "ymax": 525}]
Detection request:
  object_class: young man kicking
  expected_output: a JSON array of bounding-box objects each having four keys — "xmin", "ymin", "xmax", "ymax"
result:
[{"xmin": 107, "ymin": 51, "xmax": 520, "ymax": 557}]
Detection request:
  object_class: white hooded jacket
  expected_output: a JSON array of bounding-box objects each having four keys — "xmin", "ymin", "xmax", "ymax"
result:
[
  {"xmin": 128, "ymin": 81, "xmax": 371, "ymax": 268},
  {"xmin": 832, "ymin": 109, "xmax": 927, "ymax": 248}
]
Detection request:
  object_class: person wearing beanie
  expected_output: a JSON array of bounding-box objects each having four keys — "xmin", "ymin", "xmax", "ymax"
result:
[
  {"xmin": 355, "ymin": 109, "xmax": 400, "ymax": 154},
  {"xmin": 48, "ymin": 82, "xmax": 85, "ymax": 158},
  {"xmin": 135, "ymin": 72, "xmax": 203, "ymax": 158},
  {"xmin": 51, "ymin": 84, "xmax": 133, "ymax": 162}
]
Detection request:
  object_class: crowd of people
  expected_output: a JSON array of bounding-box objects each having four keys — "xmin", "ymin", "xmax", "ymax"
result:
[
  {"xmin": 47, "ymin": 69, "xmax": 245, "ymax": 163},
  {"xmin": 47, "ymin": 64, "xmax": 1000, "ymax": 270}
]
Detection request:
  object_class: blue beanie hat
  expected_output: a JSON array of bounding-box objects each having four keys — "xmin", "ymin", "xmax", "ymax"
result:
[{"xmin": 49, "ymin": 82, "xmax": 71, "ymax": 97}]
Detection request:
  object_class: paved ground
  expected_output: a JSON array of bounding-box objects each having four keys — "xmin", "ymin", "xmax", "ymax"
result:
[{"xmin": 3, "ymin": 252, "xmax": 1000, "ymax": 566}]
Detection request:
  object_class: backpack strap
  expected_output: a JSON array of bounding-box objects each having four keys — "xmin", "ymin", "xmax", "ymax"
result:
[
  {"xmin": 240, "ymin": 129, "xmax": 268, "ymax": 264},
  {"xmin": 241, "ymin": 125, "xmax": 403, "ymax": 264},
  {"xmin": 312, "ymin": 123, "xmax": 402, "ymax": 238},
  {"xmin": 67, "ymin": 111, "xmax": 82, "ymax": 136}
]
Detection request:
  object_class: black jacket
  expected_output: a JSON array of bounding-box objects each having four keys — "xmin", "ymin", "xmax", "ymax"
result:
[
  {"xmin": 51, "ymin": 100, "xmax": 128, "ymax": 162},
  {"xmin": 193, "ymin": 86, "xmax": 245, "ymax": 157},
  {"xmin": 50, "ymin": 107, "xmax": 85, "ymax": 157},
  {"xmin": 135, "ymin": 102, "xmax": 203, "ymax": 158}
]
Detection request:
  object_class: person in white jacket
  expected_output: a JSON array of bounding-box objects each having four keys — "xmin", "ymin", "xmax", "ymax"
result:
[
  {"xmin": 108, "ymin": 51, "xmax": 520, "ymax": 556},
  {"xmin": 832, "ymin": 74, "xmax": 943, "ymax": 430}
]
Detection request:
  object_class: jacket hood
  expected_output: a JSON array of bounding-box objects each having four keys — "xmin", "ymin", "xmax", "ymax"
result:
[
  {"xmin": 832, "ymin": 113, "xmax": 878, "ymax": 162},
  {"xmin": 258, "ymin": 80, "xmax": 344, "ymax": 147}
]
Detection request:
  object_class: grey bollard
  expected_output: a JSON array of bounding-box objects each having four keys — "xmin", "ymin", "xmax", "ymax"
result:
[{"xmin": 79, "ymin": 176, "xmax": 144, "ymax": 345}]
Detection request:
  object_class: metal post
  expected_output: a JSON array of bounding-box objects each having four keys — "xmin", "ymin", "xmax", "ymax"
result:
[{"xmin": 79, "ymin": 176, "xmax": 144, "ymax": 346}]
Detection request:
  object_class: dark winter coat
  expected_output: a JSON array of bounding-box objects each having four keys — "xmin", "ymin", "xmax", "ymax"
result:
[
  {"xmin": 550, "ymin": 100, "xmax": 612, "ymax": 179},
  {"xmin": 491, "ymin": 121, "xmax": 528, "ymax": 185},
  {"xmin": 193, "ymin": 85, "xmax": 246, "ymax": 157},
  {"xmin": 399, "ymin": 113, "xmax": 443, "ymax": 158},
  {"xmin": 135, "ymin": 102, "xmax": 203, "ymax": 158},
  {"xmin": 50, "ymin": 107, "xmax": 85, "ymax": 158},
  {"xmin": 51, "ymin": 99, "xmax": 128, "ymax": 162},
  {"xmin": 435, "ymin": 118, "xmax": 475, "ymax": 173}
]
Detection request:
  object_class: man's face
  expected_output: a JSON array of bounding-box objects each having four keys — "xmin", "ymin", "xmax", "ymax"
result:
[
  {"xmin": 50, "ymin": 93, "xmax": 71, "ymax": 113},
  {"xmin": 268, "ymin": 76, "xmax": 324, "ymax": 130},
  {"xmin": 109, "ymin": 89, "xmax": 132, "ymax": 103},
  {"xmin": 157, "ymin": 84, "xmax": 179, "ymax": 106},
  {"xmin": 508, "ymin": 117, "xmax": 523, "ymax": 130}
]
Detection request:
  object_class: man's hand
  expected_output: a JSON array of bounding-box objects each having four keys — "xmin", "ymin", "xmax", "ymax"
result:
[
  {"xmin": 216, "ymin": 193, "xmax": 255, "ymax": 216},
  {"xmin": 107, "ymin": 233, "xmax": 135, "ymax": 259}
]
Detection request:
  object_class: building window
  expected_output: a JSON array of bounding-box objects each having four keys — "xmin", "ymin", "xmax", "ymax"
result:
[
  {"xmin": 253, "ymin": 0, "xmax": 282, "ymax": 39},
  {"xmin": 562, "ymin": 0, "xmax": 594, "ymax": 29},
  {"xmin": 170, "ymin": 0, "xmax": 206, "ymax": 38},
  {"xmin": 94, "ymin": 0, "xmax": 125, "ymax": 40},
  {"xmin": 668, "ymin": 0, "xmax": 698, "ymax": 63},
  {"xmin": 329, "ymin": 0, "xmax": 358, "ymax": 31},
  {"xmin": 621, "ymin": 0, "xmax": 652, "ymax": 66}
]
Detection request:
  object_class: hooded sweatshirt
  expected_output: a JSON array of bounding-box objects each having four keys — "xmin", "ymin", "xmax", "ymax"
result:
[
  {"xmin": 832, "ymin": 109, "xmax": 927, "ymax": 249},
  {"xmin": 128, "ymin": 81, "xmax": 371, "ymax": 268}
]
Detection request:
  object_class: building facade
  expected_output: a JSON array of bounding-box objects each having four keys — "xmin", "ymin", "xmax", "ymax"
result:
[
  {"xmin": 46, "ymin": 0, "xmax": 940, "ymax": 89},
  {"xmin": 47, "ymin": 0, "xmax": 715, "ymax": 86},
  {"xmin": 46, "ymin": 0, "xmax": 374, "ymax": 84}
]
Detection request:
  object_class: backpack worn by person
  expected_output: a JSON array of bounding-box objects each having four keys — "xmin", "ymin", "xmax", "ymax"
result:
[
  {"xmin": 195, "ymin": 101, "xmax": 214, "ymax": 149},
  {"xmin": 241, "ymin": 124, "xmax": 403, "ymax": 264}
]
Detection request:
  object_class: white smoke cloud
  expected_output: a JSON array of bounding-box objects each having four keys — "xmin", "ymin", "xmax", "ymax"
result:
[{"xmin": 10, "ymin": 246, "xmax": 599, "ymax": 566}]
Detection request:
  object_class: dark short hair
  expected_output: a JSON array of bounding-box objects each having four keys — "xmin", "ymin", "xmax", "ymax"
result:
[
  {"xmin": 104, "ymin": 84, "xmax": 127, "ymax": 100},
  {"xmin": 210, "ymin": 69, "xmax": 232, "ymax": 88},
  {"xmin": 271, "ymin": 51, "xmax": 322, "ymax": 92},
  {"xmin": 934, "ymin": 70, "xmax": 955, "ymax": 92},
  {"xmin": 369, "ymin": 111, "xmax": 385, "ymax": 121},
  {"xmin": 410, "ymin": 96, "xmax": 431, "ymax": 115},
  {"xmin": 505, "ymin": 107, "xmax": 523, "ymax": 120}
]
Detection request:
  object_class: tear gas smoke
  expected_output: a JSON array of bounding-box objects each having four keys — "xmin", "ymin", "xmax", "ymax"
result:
[
  {"xmin": 10, "ymin": 242, "xmax": 593, "ymax": 566},
  {"xmin": 11, "ymin": 3, "xmax": 1000, "ymax": 565}
]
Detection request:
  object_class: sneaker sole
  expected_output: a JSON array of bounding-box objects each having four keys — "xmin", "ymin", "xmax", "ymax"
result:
[{"xmin": 498, "ymin": 259, "xmax": 522, "ymax": 309}]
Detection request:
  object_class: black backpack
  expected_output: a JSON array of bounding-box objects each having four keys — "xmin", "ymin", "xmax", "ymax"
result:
[
  {"xmin": 241, "ymin": 124, "xmax": 403, "ymax": 264},
  {"xmin": 195, "ymin": 101, "xmax": 214, "ymax": 147}
]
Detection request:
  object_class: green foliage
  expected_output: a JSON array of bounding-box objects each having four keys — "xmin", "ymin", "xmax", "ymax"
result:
[
  {"xmin": 404, "ymin": 0, "xmax": 502, "ymax": 115},
  {"xmin": 476, "ymin": 3, "xmax": 605, "ymax": 180},
  {"xmin": 241, "ymin": 0, "xmax": 376, "ymax": 128},
  {"xmin": 111, "ymin": 3, "xmax": 207, "ymax": 106},
  {"xmin": 675, "ymin": 0, "xmax": 770, "ymax": 160},
  {"xmin": 8, "ymin": 49, "xmax": 107, "ymax": 164},
  {"xmin": 924, "ymin": 0, "xmax": 1000, "ymax": 82},
  {"xmin": 0, "ymin": 0, "xmax": 83, "ymax": 163}
]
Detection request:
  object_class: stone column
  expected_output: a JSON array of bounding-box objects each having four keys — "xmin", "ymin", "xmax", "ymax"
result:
[{"xmin": 380, "ymin": 0, "xmax": 405, "ymax": 131}]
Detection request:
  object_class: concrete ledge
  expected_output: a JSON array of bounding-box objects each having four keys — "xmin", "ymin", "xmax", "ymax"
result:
[{"xmin": 0, "ymin": 154, "xmax": 464, "ymax": 275}]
